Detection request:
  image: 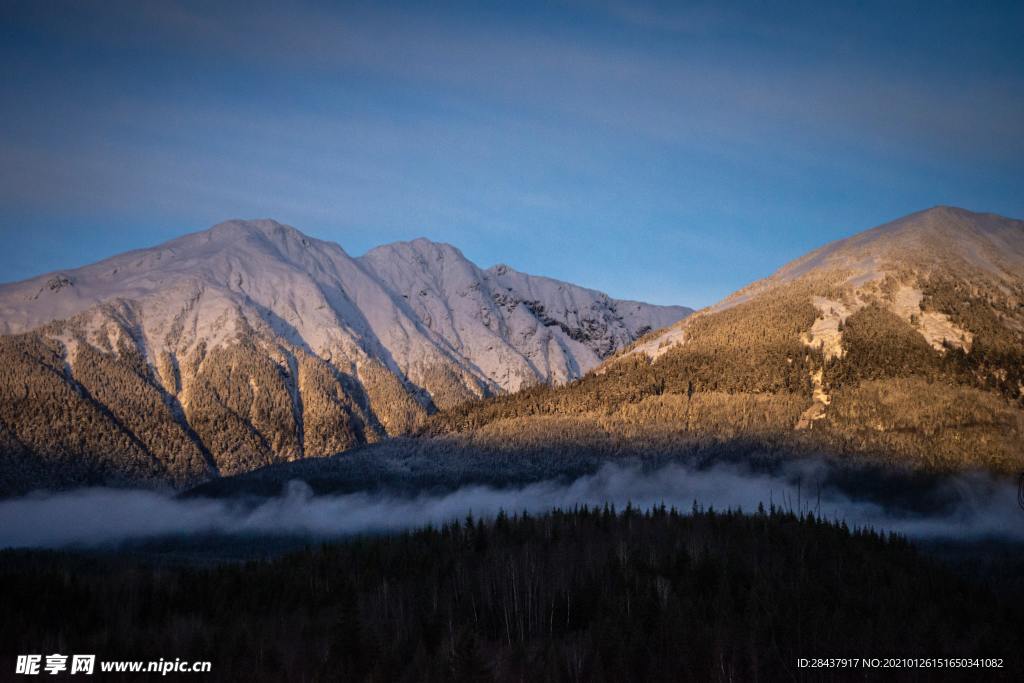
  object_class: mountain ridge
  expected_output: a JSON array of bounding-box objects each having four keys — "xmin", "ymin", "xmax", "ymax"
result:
[{"xmin": 0, "ymin": 220, "xmax": 689, "ymax": 494}]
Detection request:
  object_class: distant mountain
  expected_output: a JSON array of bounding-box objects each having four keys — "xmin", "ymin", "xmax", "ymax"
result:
[
  {"xmin": 0, "ymin": 220, "xmax": 688, "ymax": 494},
  {"xmin": 431, "ymin": 207, "xmax": 1024, "ymax": 473}
]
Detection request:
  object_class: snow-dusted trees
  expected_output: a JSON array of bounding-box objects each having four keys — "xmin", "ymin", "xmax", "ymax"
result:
[
  {"xmin": 425, "ymin": 276, "xmax": 1024, "ymax": 473},
  {"xmin": 0, "ymin": 333, "xmax": 168, "ymax": 493}
]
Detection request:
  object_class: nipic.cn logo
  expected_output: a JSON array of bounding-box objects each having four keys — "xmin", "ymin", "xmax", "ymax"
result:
[{"xmin": 16, "ymin": 654, "xmax": 95, "ymax": 675}]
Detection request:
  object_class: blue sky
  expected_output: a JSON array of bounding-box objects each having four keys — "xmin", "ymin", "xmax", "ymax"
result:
[{"xmin": 1, "ymin": 0, "xmax": 1021, "ymax": 307}]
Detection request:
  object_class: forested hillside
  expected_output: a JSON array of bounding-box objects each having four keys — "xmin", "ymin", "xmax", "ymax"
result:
[
  {"xmin": 427, "ymin": 207, "xmax": 1024, "ymax": 473},
  {"xmin": 2, "ymin": 507, "xmax": 1020, "ymax": 681}
]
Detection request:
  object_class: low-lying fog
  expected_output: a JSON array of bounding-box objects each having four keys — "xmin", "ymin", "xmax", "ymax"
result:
[{"xmin": 2, "ymin": 460, "xmax": 1022, "ymax": 549}]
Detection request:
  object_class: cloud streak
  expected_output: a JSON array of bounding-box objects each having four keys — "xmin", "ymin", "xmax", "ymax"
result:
[{"xmin": 2, "ymin": 1, "xmax": 1023, "ymax": 307}]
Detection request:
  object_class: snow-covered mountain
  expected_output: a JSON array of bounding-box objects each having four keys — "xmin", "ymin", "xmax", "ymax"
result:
[
  {"xmin": 0, "ymin": 220, "xmax": 689, "ymax": 493},
  {"xmin": 359, "ymin": 237, "xmax": 686, "ymax": 391}
]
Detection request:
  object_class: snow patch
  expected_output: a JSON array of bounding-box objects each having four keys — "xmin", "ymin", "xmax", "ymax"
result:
[
  {"xmin": 889, "ymin": 286, "xmax": 973, "ymax": 352},
  {"xmin": 802, "ymin": 296, "xmax": 853, "ymax": 360},
  {"xmin": 631, "ymin": 325, "xmax": 687, "ymax": 360}
]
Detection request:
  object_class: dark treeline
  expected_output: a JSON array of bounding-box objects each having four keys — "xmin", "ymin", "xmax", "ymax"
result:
[{"xmin": 2, "ymin": 507, "xmax": 1021, "ymax": 681}]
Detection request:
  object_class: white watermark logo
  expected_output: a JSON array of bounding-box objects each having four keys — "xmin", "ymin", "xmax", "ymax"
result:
[
  {"xmin": 16, "ymin": 655, "xmax": 94, "ymax": 675},
  {"xmin": 15, "ymin": 655, "xmax": 210, "ymax": 675}
]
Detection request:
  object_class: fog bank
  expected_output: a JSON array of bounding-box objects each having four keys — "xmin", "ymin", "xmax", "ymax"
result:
[{"xmin": 2, "ymin": 461, "xmax": 1022, "ymax": 549}]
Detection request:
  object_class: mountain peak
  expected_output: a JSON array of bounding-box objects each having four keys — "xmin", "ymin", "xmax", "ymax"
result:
[
  {"xmin": 870, "ymin": 204, "xmax": 1023, "ymax": 239},
  {"xmin": 209, "ymin": 217, "xmax": 287, "ymax": 233},
  {"xmin": 201, "ymin": 218, "xmax": 317, "ymax": 248},
  {"xmin": 363, "ymin": 237, "xmax": 468, "ymax": 263},
  {"xmin": 919, "ymin": 204, "xmax": 973, "ymax": 217},
  {"xmin": 762, "ymin": 206, "xmax": 1024, "ymax": 291}
]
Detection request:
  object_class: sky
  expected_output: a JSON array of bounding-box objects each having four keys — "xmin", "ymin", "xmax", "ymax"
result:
[{"xmin": 1, "ymin": 1, "xmax": 1021, "ymax": 308}]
